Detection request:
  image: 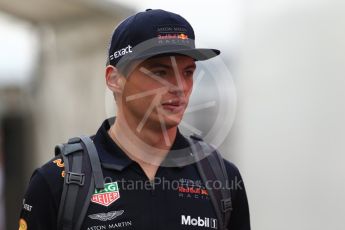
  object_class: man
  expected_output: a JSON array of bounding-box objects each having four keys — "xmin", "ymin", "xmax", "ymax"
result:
[{"xmin": 19, "ymin": 9, "xmax": 250, "ymax": 230}]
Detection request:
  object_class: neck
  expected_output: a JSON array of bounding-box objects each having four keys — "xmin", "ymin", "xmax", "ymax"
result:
[{"xmin": 108, "ymin": 113, "xmax": 177, "ymax": 166}]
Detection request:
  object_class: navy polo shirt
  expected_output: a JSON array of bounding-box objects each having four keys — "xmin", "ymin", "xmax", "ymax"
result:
[{"xmin": 19, "ymin": 118, "xmax": 250, "ymax": 230}]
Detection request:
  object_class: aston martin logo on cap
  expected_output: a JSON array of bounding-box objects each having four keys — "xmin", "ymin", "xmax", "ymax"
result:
[{"xmin": 157, "ymin": 25, "xmax": 188, "ymax": 38}]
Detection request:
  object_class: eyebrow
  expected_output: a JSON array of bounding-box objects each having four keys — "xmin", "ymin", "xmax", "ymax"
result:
[{"xmin": 147, "ymin": 63, "xmax": 171, "ymax": 69}]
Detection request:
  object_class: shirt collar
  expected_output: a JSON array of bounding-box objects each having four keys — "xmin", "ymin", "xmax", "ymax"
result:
[{"xmin": 93, "ymin": 117, "xmax": 192, "ymax": 171}]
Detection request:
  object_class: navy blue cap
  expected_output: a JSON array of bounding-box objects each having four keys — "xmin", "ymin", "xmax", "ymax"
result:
[{"xmin": 107, "ymin": 9, "xmax": 220, "ymax": 68}]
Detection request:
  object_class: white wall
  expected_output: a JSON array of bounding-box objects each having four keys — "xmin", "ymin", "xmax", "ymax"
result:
[{"xmin": 230, "ymin": 1, "xmax": 345, "ymax": 229}]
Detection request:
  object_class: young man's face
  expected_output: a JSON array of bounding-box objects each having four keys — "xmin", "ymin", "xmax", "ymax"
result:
[{"xmin": 120, "ymin": 55, "xmax": 196, "ymax": 131}]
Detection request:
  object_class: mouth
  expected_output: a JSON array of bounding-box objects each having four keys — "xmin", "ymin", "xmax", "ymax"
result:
[{"xmin": 160, "ymin": 99, "xmax": 186, "ymax": 113}]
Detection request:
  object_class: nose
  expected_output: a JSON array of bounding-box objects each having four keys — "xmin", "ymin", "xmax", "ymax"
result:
[
  {"xmin": 167, "ymin": 73, "xmax": 190, "ymax": 96},
  {"xmin": 168, "ymin": 84, "xmax": 183, "ymax": 96}
]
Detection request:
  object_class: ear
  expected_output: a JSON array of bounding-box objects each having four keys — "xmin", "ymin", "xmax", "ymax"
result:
[{"xmin": 105, "ymin": 65, "xmax": 125, "ymax": 94}]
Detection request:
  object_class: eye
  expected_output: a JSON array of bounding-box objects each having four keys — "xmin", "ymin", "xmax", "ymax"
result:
[
  {"xmin": 152, "ymin": 69, "xmax": 168, "ymax": 77},
  {"xmin": 184, "ymin": 69, "xmax": 195, "ymax": 77}
]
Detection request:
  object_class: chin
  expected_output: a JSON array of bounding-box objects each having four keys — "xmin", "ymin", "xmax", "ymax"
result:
[{"xmin": 160, "ymin": 112, "xmax": 184, "ymax": 128}]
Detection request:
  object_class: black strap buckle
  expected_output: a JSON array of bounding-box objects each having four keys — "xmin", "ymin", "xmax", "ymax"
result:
[
  {"xmin": 221, "ymin": 198, "xmax": 232, "ymax": 212},
  {"xmin": 66, "ymin": 172, "xmax": 85, "ymax": 186}
]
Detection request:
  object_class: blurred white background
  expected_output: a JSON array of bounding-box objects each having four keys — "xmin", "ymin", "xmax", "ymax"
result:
[{"xmin": 0, "ymin": 0, "xmax": 345, "ymax": 229}]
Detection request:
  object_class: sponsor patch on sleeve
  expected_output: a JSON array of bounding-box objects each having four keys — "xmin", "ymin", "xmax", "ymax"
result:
[{"xmin": 18, "ymin": 218, "xmax": 27, "ymax": 230}]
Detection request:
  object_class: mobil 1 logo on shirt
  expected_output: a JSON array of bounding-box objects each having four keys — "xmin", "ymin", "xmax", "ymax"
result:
[{"xmin": 181, "ymin": 215, "xmax": 217, "ymax": 229}]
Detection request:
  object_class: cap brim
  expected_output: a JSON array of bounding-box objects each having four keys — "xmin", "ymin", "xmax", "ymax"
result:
[
  {"xmin": 133, "ymin": 48, "xmax": 221, "ymax": 61},
  {"xmin": 116, "ymin": 46, "xmax": 220, "ymax": 68}
]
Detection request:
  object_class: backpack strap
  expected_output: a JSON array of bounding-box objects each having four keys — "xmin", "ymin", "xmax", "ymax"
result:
[
  {"xmin": 188, "ymin": 135, "xmax": 232, "ymax": 230},
  {"xmin": 55, "ymin": 135, "xmax": 104, "ymax": 230},
  {"xmin": 79, "ymin": 135, "xmax": 104, "ymax": 190}
]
